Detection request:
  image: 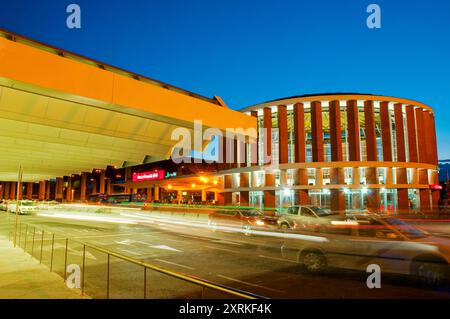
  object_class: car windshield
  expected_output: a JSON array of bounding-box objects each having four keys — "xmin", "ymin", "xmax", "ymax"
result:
[
  {"xmin": 383, "ymin": 218, "xmax": 428, "ymax": 239},
  {"xmin": 310, "ymin": 207, "xmax": 333, "ymax": 217},
  {"xmin": 240, "ymin": 210, "xmax": 263, "ymax": 217},
  {"xmin": 21, "ymin": 201, "xmax": 35, "ymax": 206}
]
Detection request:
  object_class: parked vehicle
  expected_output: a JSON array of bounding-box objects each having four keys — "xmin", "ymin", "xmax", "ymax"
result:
[
  {"xmin": 7, "ymin": 200, "xmax": 37, "ymax": 215},
  {"xmin": 281, "ymin": 215, "xmax": 450, "ymax": 285},
  {"xmin": 0, "ymin": 200, "xmax": 8, "ymax": 211},
  {"xmin": 277, "ymin": 205, "xmax": 347, "ymax": 232},
  {"xmin": 208, "ymin": 209, "xmax": 278, "ymax": 235}
]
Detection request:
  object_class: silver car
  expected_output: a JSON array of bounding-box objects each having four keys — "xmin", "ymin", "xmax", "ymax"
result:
[
  {"xmin": 281, "ymin": 215, "xmax": 450, "ymax": 285},
  {"xmin": 278, "ymin": 205, "xmax": 344, "ymax": 232}
]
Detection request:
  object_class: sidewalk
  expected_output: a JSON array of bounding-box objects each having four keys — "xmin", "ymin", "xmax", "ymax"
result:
[{"xmin": 0, "ymin": 234, "xmax": 85, "ymax": 299}]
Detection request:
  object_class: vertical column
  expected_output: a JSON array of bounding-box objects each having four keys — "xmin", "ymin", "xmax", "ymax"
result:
[
  {"xmin": 294, "ymin": 103, "xmax": 306, "ymax": 163},
  {"xmin": 223, "ymin": 175, "xmax": 232, "ymax": 205},
  {"xmin": 250, "ymin": 111, "xmax": 259, "ymax": 166},
  {"xmin": 264, "ymin": 173, "xmax": 275, "ymax": 210},
  {"xmin": 380, "ymin": 101, "xmax": 393, "ymax": 161},
  {"xmin": 0, "ymin": 182, "xmax": 3, "ymax": 199},
  {"xmin": 240, "ymin": 172, "xmax": 250, "ymax": 206},
  {"xmin": 45, "ymin": 180, "xmax": 50, "ymax": 200},
  {"xmin": 311, "ymin": 101, "xmax": 324, "ymax": 162},
  {"xmin": 80, "ymin": 173, "xmax": 87, "ymax": 202},
  {"xmin": 10, "ymin": 182, "xmax": 16, "ymax": 200},
  {"xmin": 154, "ymin": 187, "xmax": 160, "ymax": 201},
  {"xmin": 346, "ymin": 100, "xmax": 361, "ymax": 161},
  {"xmin": 146, "ymin": 187, "xmax": 152, "ymax": 202},
  {"xmin": 201, "ymin": 189, "xmax": 207, "ymax": 203},
  {"xmin": 99, "ymin": 170, "xmax": 106, "ymax": 194},
  {"xmin": 4, "ymin": 182, "xmax": 10, "ymax": 200},
  {"xmin": 106, "ymin": 178, "xmax": 112, "ymax": 195},
  {"xmin": 66, "ymin": 177, "xmax": 72, "ymax": 202},
  {"xmin": 296, "ymin": 169, "xmax": 309, "ymax": 205},
  {"xmin": 17, "ymin": 182, "xmax": 23, "ymax": 200},
  {"xmin": 429, "ymin": 112, "xmax": 438, "ymax": 165},
  {"xmin": 124, "ymin": 167, "xmax": 131, "ymax": 193},
  {"xmin": 26, "ymin": 182, "xmax": 33, "ymax": 200},
  {"xmin": 55, "ymin": 177, "xmax": 63, "ymax": 201},
  {"xmin": 419, "ymin": 169, "xmax": 430, "ymax": 211},
  {"xmin": 394, "ymin": 103, "xmax": 408, "ymax": 211},
  {"xmin": 38, "ymin": 181, "xmax": 45, "ymax": 201},
  {"xmin": 364, "ymin": 100, "xmax": 380, "ymax": 210},
  {"xmin": 263, "ymin": 107, "xmax": 272, "ymax": 165},
  {"xmin": 415, "ymin": 108, "xmax": 427, "ymax": 164},
  {"xmin": 329, "ymin": 100, "xmax": 345, "ymax": 212},
  {"xmin": 278, "ymin": 105, "xmax": 288, "ymax": 164},
  {"xmin": 405, "ymin": 106, "xmax": 418, "ymax": 163}
]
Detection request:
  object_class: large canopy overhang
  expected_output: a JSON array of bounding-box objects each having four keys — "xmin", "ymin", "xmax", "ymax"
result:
[{"xmin": 0, "ymin": 30, "xmax": 256, "ymax": 182}]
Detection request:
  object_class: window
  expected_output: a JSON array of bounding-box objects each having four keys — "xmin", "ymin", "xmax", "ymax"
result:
[{"xmin": 301, "ymin": 207, "xmax": 315, "ymax": 217}]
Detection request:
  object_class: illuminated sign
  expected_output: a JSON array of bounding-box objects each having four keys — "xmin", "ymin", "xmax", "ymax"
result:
[
  {"xmin": 429, "ymin": 184, "xmax": 442, "ymax": 190},
  {"xmin": 133, "ymin": 170, "xmax": 165, "ymax": 182}
]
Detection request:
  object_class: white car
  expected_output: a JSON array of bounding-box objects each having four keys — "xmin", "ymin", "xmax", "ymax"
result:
[{"xmin": 7, "ymin": 200, "xmax": 37, "ymax": 215}]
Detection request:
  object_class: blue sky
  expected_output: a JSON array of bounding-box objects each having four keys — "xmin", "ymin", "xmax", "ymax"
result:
[{"xmin": 1, "ymin": 0, "xmax": 449, "ymax": 158}]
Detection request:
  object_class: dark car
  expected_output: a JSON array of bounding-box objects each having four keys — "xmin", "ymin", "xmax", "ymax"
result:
[{"xmin": 208, "ymin": 209, "xmax": 278, "ymax": 236}]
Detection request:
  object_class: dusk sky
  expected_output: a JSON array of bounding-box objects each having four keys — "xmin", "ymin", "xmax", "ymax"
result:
[{"xmin": 1, "ymin": 0, "xmax": 449, "ymax": 158}]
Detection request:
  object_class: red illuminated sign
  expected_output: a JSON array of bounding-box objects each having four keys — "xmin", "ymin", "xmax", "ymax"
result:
[
  {"xmin": 132, "ymin": 170, "xmax": 165, "ymax": 182},
  {"xmin": 429, "ymin": 184, "xmax": 442, "ymax": 190}
]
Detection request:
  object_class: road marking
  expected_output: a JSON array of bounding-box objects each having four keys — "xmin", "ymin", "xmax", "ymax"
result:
[
  {"xmin": 217, "ymin": 274, "xmax": 285, "ymax": 294},
  {"xmin": 154, "ymin": 258, "xmax": 195, "ymax": 270},
  {"xmin": 150, "ymin": 244, "xmax": 181, "ymax": 252},
  {"xmin": 204, "ymin": 245, "xmax": 243, "ymax": 254},
  {"xmin": 258, "ymin": 254, "xmax": 297, "ymax": 264}
]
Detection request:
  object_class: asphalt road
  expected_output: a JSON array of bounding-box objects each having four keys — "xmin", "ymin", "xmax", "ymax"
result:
[{"xmin": 0, "ymin": 207, "xmax": 449, "ymax": 299}]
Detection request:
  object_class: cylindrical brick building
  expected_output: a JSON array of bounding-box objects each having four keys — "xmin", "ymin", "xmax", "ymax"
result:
[{"xmin": 221, "ymin": 93, "xmax": 439, "ymax": 213}]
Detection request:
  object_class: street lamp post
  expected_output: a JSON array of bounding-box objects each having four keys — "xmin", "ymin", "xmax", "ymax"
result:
[{"xmin": 13, "ymin": 165, "xmax": 23, "ymax": 248}]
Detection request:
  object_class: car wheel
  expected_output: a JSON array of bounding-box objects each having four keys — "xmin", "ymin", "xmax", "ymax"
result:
[
  {"xmin": 301, "ymin": 250, "xmax": 327, "ymax": 273},
  {"xmin": 411, "ymin": 259, "xmax": 448, "ymax": 286},
  {"xmin": 280, "ymin": 223, "xmax": 290, "ymax": 232},
  {"xmin": 242, "ymin": 224, "xmax": 252, "ymax": 236}
]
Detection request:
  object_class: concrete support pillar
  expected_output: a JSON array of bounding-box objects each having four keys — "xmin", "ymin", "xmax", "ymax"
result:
[
  {"xmin": 66, "ymin": 177, "xmax": 72, "ymax": 202},
  {"xmin": 124, "ymin": 167, "xmax": 131, "ymax": 193},
  {"xmin": 311, "ymin": 101, "xmax": 324, "ymax": 162},
  {"xmin": 154, "ymin": 187, "xmax": 160, "ymax": 201},
  {"xmin": 294, "ymin": 102, "xmax": 306, "ymax": 163},
  {"xmin": 296, "ymin": 169, "xmax": 308, "ymax": 205},
  {"xmin": 240, "ymin": 172, "xmax": 250, "ymax": 206},
  {"xmin": 26, "ymin": 182, "xmax": 33, "ymax": 200},
  {"xmin": 353, "ymin": 167, "xmax": 360, "ymax": 185},
  {"xmin": 364, "ymin": 100, "xmax": 378, "ymax": 161},
  {"xmin": 395, "ymin": 104, "xmax": 408, "ymax": 213},
  {"xmin": 99, "ymin": 170, "xmax": 106, "ymax": 194},
  {"xmin": 330, "ymin": 168, "xmax": 345, "ymax": 213},
  {"xmin": 406, "ymin": 105, "xmax": 418, "ymax": 162},
  {"xmin": 106, "ymin": 179, "xmax": 112, "ymax": 195},
  {"xmin": 55, "ymin": 177, "xmax": 63, "ymax": 201},
  {"xmin": 146, "ymin": 188, "xmax": 152, "ymax": 202},
  {"xmin": 250, "ymin": 111, "xmax": 259, "ymax": 166},
  {"xmin": 4, "ymin": 182, "xmax": 10, "ymax": 200},
  {"xmin": 264, "ymin": 173, "xmax": 276, "ymax": 209},
  {"xmin": 38, "ymin": 181, "xmax": 45, "ymax": 201},
  {"xmin": 201, "ymin": 189, "xmax": 207, "ymax": 203},
  {"xmin": 386, "ymin": 167, "xmax": 393, "ymax": 185},
  {"xmin": 10, "ymin": 182, "xmax": 16, "ymax": 200},
  {"xmin": 17, "ymin": 182, "xmax": 23, "ymax": 200},
  {"xmin": 346, "ymin": 100, "xmax": 361, "ymax": 161},
  {"xmin": 278, "ymin": 105, "xmax": 288, "ymax": 164},
  {"xmin": 316, "ymin": 168, "xmax": 323, "ymax": 187},
  {"xmin": 45, "ymin": 180, "xmax": 50, "ymax": 200},
  {"xmin": 365, "ymin": 167, "xmax": 380, "ymax": 211},
  {"xmin": 0, "ymin": 182, "xmax": 4, "ymax": 199},
  {"xmin": 80, "ymin": 173, "xmax": 87, "ymax": 202},
  {"xmin": 418, "ymin": 169, "xmax": 430, "ymax": 211},
  {"xmin": 380, "ymin": 101, "xmax": 393, "ymax": 162},
  {"xmin": 415, "ymin": 108, "xmax": 426, "ymax": 164},
  {"xmin": 397, "ymin": 168, "xmax": 408, "ymax": 211},
  {"xmin": 263, "ymin": 107, "xmax": 272, "ymax": 165}
]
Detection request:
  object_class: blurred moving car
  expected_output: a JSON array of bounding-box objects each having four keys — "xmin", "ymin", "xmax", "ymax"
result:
[
  {"xmin": 208, "ymin": 209, "xmax": 278, "ymax": 235},
  {"xmin": 7, "ymin": 200, "xmax": 37, "ymax": 215},
  {"xmin": 277, "ymin": 205, "xmax": 347, "ymax": 232},
  {"xmin": 281, "ymin": 215, "xmax": 450, "ymax": 285},
  {"xmin": 0, "ymin": 200, "xmax": 8, "ymax": 211},
  {"xmin": 37, "ymin": 200, "xmax": 62, "ymax": 210}
]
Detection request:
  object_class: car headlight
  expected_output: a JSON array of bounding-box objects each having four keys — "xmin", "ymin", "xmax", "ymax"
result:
[{"xmin": 256, "ymin": 220, "xmax": 265, "ymax": 226}]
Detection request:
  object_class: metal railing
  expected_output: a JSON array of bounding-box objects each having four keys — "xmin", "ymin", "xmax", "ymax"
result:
[{"xmin": 7, "ymin": 220, "xmax": 263, "ymax": 299}]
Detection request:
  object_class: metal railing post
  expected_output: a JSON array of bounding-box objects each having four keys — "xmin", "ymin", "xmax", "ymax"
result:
[
  {"xmin": 143, "ymin": 267, "xmax": 147, "ymax": 299},
  {"xmin": 63, "ymin": 238, "xmax": 68, "ymax": 281},
  {"xmin": 50, "ymin": 234, "xmax": 55, "ymax": 272},
  {"xmin": 39, "ymin": 230, "xmax": 44, "ymax": 263},
  {"xmin": 24, "ymin": 224, "xmax": 28, "ymax": 252},
  {"xmin": 81, "ymin": 244, "xmax": 86, "ymax": 296},
  {"xmin": 106, "ymin": 253, "xmax": 110, "ymax": 299},
  {"xmin": 31, "ymin": 227, "xmax": 36, "ymax": 257}
]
